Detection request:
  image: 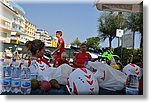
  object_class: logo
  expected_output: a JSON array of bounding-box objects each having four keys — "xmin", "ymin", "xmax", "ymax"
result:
[
  {"xmin": 12, "ymin": 80, "xmax": 20, "ymax": 87},
  {"xmin": 22, "ymin": 82, "xmax": 31, "ymax": 87},
  {"xmin": 40, "ymin": 65, "xmax": 45, "ymax": 71},
  {"xmin": 15, "ymin": 82, "xmax": 19, "ymax": 85},
  {"xmin": 3, "ymin": 80, "xmax": 10, "ymax": 86}
]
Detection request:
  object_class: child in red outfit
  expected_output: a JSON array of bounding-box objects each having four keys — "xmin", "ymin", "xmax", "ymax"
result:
[
  {"xmin": 73, "ymin": 43, "xmax": 92, "ymax": 68},
  {"xmin": 51, "ymin": 31, "xmax": 65, "ymax": 61},
  {"xmin": 53, "ymin": 52, "xmax": 69, "ymax": 67}
]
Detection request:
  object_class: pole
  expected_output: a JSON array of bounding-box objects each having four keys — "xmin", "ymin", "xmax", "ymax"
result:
[
  {"xmin": 121, "ymin": 37, "xmax": 123, "ymax": 64},
  {"xmin": 118, "ymin": 37, "xmax": 120, "ymax": 47},
  {"xmin": 132, "ymin": 31, "xmax": 135, "ymax": 60}
]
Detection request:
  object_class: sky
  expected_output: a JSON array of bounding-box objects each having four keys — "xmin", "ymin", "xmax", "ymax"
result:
[
  {"xmin": 18, "ymin": 2, "xmax": 100, "ymax": 44},
  {"xmin": 17, "ymin": 1, "xmax": 141, "ymax": 48}
]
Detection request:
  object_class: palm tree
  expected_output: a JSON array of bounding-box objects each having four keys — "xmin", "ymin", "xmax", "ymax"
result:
[
  {"xmin": 125, "ymin": 12, "xmax": 143, "ymax": 48},
  {"xmin": 98, "ymin": 12, "xmax": 125, "ymax": 48}
]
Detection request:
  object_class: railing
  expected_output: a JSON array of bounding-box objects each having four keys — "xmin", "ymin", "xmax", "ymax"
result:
[
  {"xmin": 12, "ymin": 28, "xmax": 26, "ymax": 35},
  {"xmin": 12, "ymin": 21, "xmax": 23, "ymax": 28}
]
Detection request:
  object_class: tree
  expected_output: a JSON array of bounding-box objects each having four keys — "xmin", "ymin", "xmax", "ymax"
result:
[
  {"xmin": 125, "ymin": 12, "xmax": 143, "ymax": 48},
  {"xmin": 98, "ymin": 12, "xmax": 125, "ymax": 48},
  {"xmin": 71, "ymin": 37, "xmax": 81, "ymax": 47},
  {"xmin": 85, "ymin": 37, "xmax": 100, "ymax": 50}
]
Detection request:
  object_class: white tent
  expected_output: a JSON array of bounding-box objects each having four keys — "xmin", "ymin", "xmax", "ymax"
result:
[{"xmin": 95, "ymin": 0, "xmax": 143, "ymax": 12}]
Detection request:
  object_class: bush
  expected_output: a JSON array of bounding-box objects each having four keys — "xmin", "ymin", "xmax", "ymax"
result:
[{"xmin": 113, "ymin": 47, "xmax": 143, "ymax": 66}]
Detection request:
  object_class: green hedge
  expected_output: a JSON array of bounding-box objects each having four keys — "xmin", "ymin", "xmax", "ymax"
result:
[{"xmin": 113, "ymin": 47, "xmax": 143, "ymax": 66}]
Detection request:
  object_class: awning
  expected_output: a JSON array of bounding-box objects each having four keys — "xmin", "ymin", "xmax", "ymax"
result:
[
  {"xmin": 95, "ymin": 0, "xmax": 143, "ymax": 12},
  {"xmin": 10, "ymin": 3, "xmax": 25, "ymax": 15}
]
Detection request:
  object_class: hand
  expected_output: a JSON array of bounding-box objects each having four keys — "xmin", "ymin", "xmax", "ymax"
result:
[{"xmin": 51, "ymin": 51, "xmax": 55, "ymax": 56}]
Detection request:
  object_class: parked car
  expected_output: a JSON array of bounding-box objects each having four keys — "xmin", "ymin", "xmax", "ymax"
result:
[{"xmin": 43, "ymin": 49, "xmax": 53, "ymax": 63}]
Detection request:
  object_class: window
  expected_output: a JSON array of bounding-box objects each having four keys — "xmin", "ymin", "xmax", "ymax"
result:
[
  {"xmin": 14, "ymin": 18, "xmax": 16, "ymax": 21},
  {"xmin": 1, "ymin": 32, "xmax": 7, "ymax": 38},
  {"xmin": 4, "ymin": 22, "xmax": 11, "ymax": 28}
]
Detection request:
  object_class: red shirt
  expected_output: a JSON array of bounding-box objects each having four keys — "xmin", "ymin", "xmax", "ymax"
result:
[
  {"xmin": 53, "ymin": 58, "xmax": 69, "ymax": 67},
  {"xmin": 56, "ymin": 37, "xmax": 65, "ymax": 59},
  {"xmin": 73, "ymin": 52, "xmax": 92, "ymax": 68}
]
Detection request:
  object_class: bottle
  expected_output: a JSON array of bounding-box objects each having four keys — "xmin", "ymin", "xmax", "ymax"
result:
[
  {"xmin": 21, "ymin": 63, "xmax": 31, "ymax": 95},
  {"xmin": 11, "ymin": 58, "xmax": 16, "ymax": 65},
  {"xmin": 0, "ymin": 58, "xmax": 4, "ymax": 94},
  {"xmin": 19, "ymin": 59, "xmax": 25, "ymax": 69},
  {"xmin": 2, "ymin": 61, "xmax": 11, "ymax": 93},
  {"xmin": 126, "ymin": 74, "xmax": 139, "ymax": 95},
  {"xmin": 30, "ymin": 60, "xmax": 38, "ymax": 80},
  {"xmin": 11, "ymin": 61, "xmax": 21, "ymax": 93}
]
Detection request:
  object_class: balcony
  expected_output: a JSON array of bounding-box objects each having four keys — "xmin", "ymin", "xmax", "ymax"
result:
[
  {"xmin": 0, "ymin": 24, "xmax": 11, "ymax": 31},
  {"xmin": 10, "ymin": 3, "xmax": 25, "ymax": 15},
  {"xmin": 15, "ymin": 14, "xmax": 24, "ymax": 21},
  {"xmin": 12, "ymin": 21, "xmax": 23, "ymax": 28},
  {"xmin": 12, "ymin": 28, "xmax": 26, "ymax": 35}
]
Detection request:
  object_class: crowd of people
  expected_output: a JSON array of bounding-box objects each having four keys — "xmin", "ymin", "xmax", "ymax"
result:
[
  {"xmin": 23, "ymin": 30, "xmax": 143, "ymax": 95},
  {"xmin": 25, "ymin": 30, "xmax": 92, "ymax": 69}
]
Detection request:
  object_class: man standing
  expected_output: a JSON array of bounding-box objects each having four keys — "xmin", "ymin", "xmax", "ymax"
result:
[
  {"xmin": 51, "ymin": 31, "xmax": 65, "ymax": 61},
  {"xmin": 73, "ymin": 43, "xmax": 92, "ymax": 68}
]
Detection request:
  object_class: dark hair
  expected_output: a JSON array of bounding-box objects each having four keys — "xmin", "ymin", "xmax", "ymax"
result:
[
  {"xmin": 80, "ymin": 43, "xmax": 87, "ymax": 47},
  {"xmin": 25, "ymin": 41, "xmax": 32, "ymax": 51},
  {"xmin": 56, "ymin": 31, "xmax": 62, "ymax": 36},
  {"xmin": 27, "ymin": 39, "xmax": 45, "ymax": 55}
]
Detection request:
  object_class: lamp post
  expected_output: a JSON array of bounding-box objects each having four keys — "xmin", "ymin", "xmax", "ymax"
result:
[{"xmin": 117, "ymin": 12, "xmax": 123, "ymax": 63}]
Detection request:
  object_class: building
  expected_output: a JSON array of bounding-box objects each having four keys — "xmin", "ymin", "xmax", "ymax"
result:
[
  {"xmin": 25, "ymin": 18, "xmax": 36, "ymax": 41},
  {"xmin": 1, "ymin": 0, "xmax": 55, "ymax": 47},
  {"xmin": 35, "ymin": 28, "xmax": 52, "ymax": 47},
  {"xmin": 0, "ymin": 0, "xmax": 27, "ymax": 44},
  {"xmin": 9, "ymin": 0, "xmax": 27, "ymax": 44},
  {"xmin": 0, "ymin": 0, "xmax": 16, "ymax": 43},
  {"xmin": 0, "ymin": 0, "xmax": 38, "ymax": 45}
]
